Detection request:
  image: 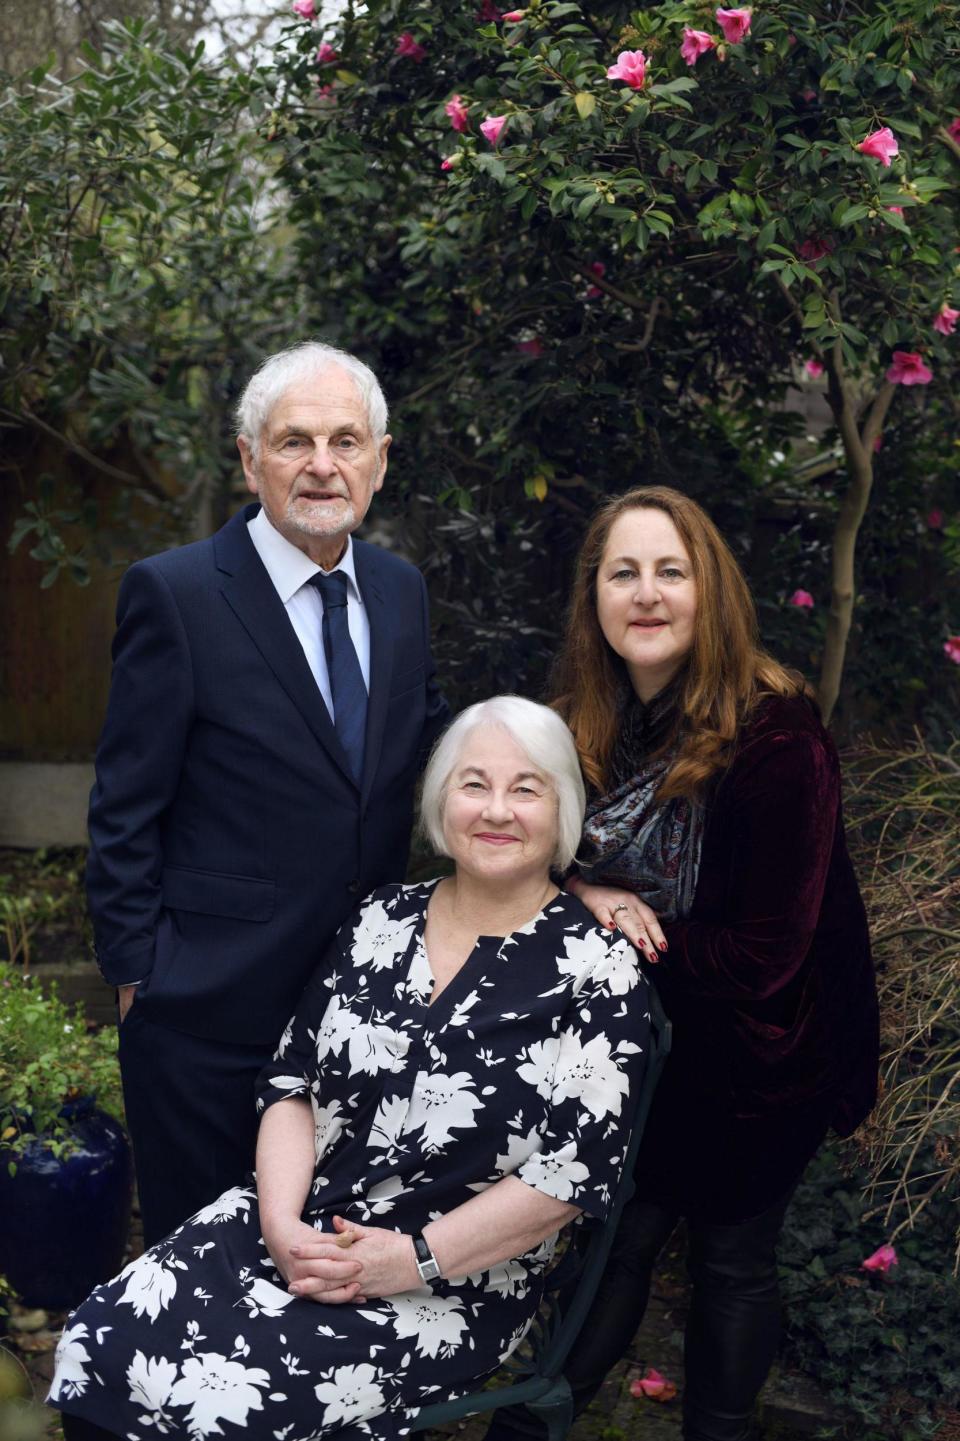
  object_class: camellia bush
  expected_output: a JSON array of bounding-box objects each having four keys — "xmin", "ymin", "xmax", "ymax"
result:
[{"xmin": 265, "ymin": 0, "xmax": 960, "ymax": 721}]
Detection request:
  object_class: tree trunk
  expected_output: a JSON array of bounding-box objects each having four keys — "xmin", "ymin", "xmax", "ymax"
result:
[{"xmin": 819, "ymin": 331, "xmax": 896, "ymax": 724}]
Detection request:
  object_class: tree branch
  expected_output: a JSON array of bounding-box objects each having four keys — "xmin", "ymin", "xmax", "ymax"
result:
[{"xmin": 1, "ymin": 405, "xmax": 171, "ymax": 499}]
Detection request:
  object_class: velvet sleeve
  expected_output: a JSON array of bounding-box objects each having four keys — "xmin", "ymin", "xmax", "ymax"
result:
[{"xmin": 663, "ymin": 729, "xmax": 839, "ymax": 1002}]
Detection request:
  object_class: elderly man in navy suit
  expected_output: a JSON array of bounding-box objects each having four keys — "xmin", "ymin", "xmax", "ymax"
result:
[{"xmin": 86, "ymin": 342, "xmax": 449, "ymax": 1244}]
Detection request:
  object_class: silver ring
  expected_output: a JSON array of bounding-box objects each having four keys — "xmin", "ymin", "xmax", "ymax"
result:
[{"xmin": 611, "ymin": 904, "xmax": 629, "ymax": 917}]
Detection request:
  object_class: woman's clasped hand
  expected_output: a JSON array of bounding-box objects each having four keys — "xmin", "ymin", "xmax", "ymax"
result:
[{"xmin": 49, "ymin": 696, "xmax": 651, "ymax": 1441}]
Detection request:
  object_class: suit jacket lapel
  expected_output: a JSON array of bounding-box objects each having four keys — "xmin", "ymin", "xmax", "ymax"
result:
[
  {"xmin": 354, "ymin": 541, "xmax": 393, "ymax": 807},
  {"xmin": 215, "ymin": 506, "xmax": 357, "ymax": 787}
]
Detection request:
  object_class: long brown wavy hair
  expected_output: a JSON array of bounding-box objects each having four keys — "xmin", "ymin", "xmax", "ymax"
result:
[{"xmin": 552, "ymin": 486, "xmax": 811, "ymax": 799}]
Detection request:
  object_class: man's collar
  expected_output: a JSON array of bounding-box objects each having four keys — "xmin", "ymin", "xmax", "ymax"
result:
[{"xmin": 247, "ymin": 506, "xmax": 362, "ymax": 604}]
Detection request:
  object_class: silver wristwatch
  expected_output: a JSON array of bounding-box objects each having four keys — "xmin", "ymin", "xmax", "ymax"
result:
[{"xmin": 412, "ymin": 1233, "xmax": 442, "ymax": 1283}]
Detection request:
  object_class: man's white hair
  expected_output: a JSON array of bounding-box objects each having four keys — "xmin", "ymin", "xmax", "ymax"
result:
[
  {"xmin": 420, "ymin": 696, "xmax": 586, "ymax": 872},
  {"xmin": 235, "ymin": 341, "xmax": 389, "ymax": 460}
]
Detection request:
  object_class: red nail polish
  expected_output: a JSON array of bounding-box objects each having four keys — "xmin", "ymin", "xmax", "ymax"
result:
[{"xmin": 659, "ymin": 941, "xmax": 668, "ymax": 952}]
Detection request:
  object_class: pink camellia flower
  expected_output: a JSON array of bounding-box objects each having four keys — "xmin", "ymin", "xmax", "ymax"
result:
[
  {"xmin": 586, "ymin": 260, "xmax": 606, "ymax": 299},
  {"xmin": 716, "ymin": 7, "xmax": 752, "ymax": 43},
  {"xmin": 502, "ymin": 8, "xmax": 526, "ymax": 19},
  {"xmin": 948, "ymin": 118, "xmax": 960, "ymax": 141},
  {"xmin": 516, "ymin": 337, "xmax": 544, "ymax": 358},
  {"xmin": 862, "ymin": 1243, "xmax": 898, "ymax": 1273},
  {"xmin": 291, "ymin": 0, "xmax": 315, "ymax": 17},
  {"xmin": 445, "ymin": 94, "xmax": 470, "ymax": 132},
  {"xmin": 886, "ymin": 351, "xmax": 933, "ymax": 385},
  {"xmin": 315, "ymin": 41, "xmax": 337, "ymax": 63},
  {"xmin": 800, "ymin": 87, "xmax": 817, "ymax": 102},
  {"xmin": 606, "ymin": 49, "xmax": 647, "ymax": 89},
  {"xmin": 933, "ymin": 305, "xmax": 959, "ymax": 336},
  {"xmin": 315, "ymin": 83, "xmax": 337, "ymax": 104},
  {"xmin": 480, "ymin": 114, "xmax": 508, "ymax": 146},
  {"xmin": 886, "ymin": 205, "xmax": 905, "ymax": 217},
  {"xmin": 804, "ymin": 359, "xmax": 824, "ymax": 378},
  {"xmin": 944, "ymin": 636, "xmax": 960, "ymax": 665},
  {"xmin": 395, "ymin": 31, "xmax": 426, "ymax": 60},
  {"xmin": 477, "ymin": 0, "xmax": 502, "ymax": 17},
  {"xmin": 856, "ymin": 126, "xmax": 899, "ymax": 167},
  {"xmin": 630, "ymin": 1368, "xmax": 678, "ymax": 1402},
  {"xmin": 440, "ymin": 158, "xmax": 454, "ymax": 171},
  {"xmin": 927, "ymin": 509, "xmax": 944, "ymax": 529},
  {"xmin": 798, "ymin": 235, "xmax": 833, "ymax": 263},
  {"xmin": 681, "ymin": 28, "xmax": 717, "ymax": 65},
  {"xmin": 788, "ymin": 590, "xmax": 815, "ymax": 608}
]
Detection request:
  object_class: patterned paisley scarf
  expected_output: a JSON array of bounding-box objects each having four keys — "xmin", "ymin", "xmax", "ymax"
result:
[{"xmin": 574, "ymin": 683, "xmax": 706, "ymax": 922}]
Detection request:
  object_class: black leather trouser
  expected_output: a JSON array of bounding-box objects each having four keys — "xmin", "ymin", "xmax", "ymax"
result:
[{"xmin": 485, "ymin": 1188, "xmax": 795, "ymax": 1441}]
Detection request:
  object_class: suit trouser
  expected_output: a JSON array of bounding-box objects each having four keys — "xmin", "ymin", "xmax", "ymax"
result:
[
  {"xmin": 484, "ymin": 1189, "xmax": 795, "ymax": 1441},
  {"xmin": 117, "ymin": 1003, "xmax": 272, "ymax": 1247}
]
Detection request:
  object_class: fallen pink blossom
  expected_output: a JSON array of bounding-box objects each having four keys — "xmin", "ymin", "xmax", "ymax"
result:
[{"xmin": 630, "ymin": 1368, "xmax": 678, "ymax": 1402}]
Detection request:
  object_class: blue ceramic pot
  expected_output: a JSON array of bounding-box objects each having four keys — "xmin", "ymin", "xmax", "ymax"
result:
[{"xmin": 0, "ymin": 1099, "xmax": 133, "ymax": 1309}]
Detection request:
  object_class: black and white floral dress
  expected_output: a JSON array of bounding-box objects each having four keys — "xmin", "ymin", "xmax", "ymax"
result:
[{"xmin": 49, "ymin": 882, "xmax": 650, "ymax": 1441}]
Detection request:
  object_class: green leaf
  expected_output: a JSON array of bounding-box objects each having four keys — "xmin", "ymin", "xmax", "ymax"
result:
[
  {"xmin": 573, "ymin": 92, "xmax": 596, "ymax": 120},
  {"xmin": 839, "ymin": 204, "xmax": 870, "ymax": 226}
]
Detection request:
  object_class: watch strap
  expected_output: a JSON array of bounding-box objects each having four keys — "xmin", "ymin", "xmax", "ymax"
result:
[{"xmin": 412, "ymin": 1232, "xmax": 442, "ymax": 1283}]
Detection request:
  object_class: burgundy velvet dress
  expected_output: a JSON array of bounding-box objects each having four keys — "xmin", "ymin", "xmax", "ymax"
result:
[{"xmin": 629, "ymin": 694, "xmax": 879, "ymax": 1223}]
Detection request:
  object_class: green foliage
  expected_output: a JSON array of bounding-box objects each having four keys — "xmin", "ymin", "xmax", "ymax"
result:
[
  {"xmin": 780, "ymin": 1146, "xmax": 960, "ymax": 1438},
  {"xmin": 0, "ymin": 848, "xmax": 90, "ymax": 971},
  {"xmin": 774, "ymin": 736, "xmax": 960, "ymax": 1437},
  {"xmin": 264, "ymin": 0, "xmax": 960, "ymax": 720},
  {"xmin": 0, "ymin": 963, "xmax": 124, "ymax": 1165},
  {"xmin": 0, "ymin": 21, "xmax": 296, "ymax": 581}
]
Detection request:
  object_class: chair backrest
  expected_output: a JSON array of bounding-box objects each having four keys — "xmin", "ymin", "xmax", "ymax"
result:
[
  {"xmin": 409, "ymin": 979, "xmax": 672, "ymax": 1433},
  {"xmin": 535, "ymin": 982, "xmax": 672, "ymax": 1377}
]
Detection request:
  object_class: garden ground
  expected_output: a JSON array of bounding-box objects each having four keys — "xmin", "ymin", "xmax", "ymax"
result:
[{"xmin": 8, "ymin": 1208, "xmax": 842, "ymax": 1441}]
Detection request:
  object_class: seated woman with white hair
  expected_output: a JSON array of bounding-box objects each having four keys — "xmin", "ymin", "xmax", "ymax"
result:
[{"xmin": 50, "ymin": 696, "xmax": 652, "ymax": 1441}]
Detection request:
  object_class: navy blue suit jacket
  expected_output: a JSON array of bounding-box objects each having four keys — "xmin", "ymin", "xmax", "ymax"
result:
[{"xmin": 86, "ymin": 504, "xmax": 449, "ymax": 1045}]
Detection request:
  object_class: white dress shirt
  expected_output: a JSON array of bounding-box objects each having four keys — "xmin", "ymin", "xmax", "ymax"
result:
[{"xmin": 247, "ymin": 507, "xmax": 371, "ymax": 721}]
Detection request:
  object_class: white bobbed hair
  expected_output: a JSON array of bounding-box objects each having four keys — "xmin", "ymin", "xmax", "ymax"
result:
[
  {"xmin": 235, "ymin": 341, "xmax": 389, "ymax": 459},
  {"xmin": 420, "ymin": 696, "xmax": 586, "ymax": 872}
]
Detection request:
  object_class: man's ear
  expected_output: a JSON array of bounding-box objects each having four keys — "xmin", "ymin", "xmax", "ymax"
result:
[
  {"xmin": 374, "ymin": 434, "xmax": 392, "ymax": 494},
  {"xmin": 238, "ymin": 435, "xmax": 259, "ymax": 495}
]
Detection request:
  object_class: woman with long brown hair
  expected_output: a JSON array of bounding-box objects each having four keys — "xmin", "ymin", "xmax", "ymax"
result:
[{"xmin": 488, "ymin": 486, "xmax": 879, "ymax": 1441}]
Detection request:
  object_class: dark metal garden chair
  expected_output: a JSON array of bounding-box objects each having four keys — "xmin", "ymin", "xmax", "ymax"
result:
[{"xmin": 410, "ymin": 987, "xmax": 672, "ymax": 1441}]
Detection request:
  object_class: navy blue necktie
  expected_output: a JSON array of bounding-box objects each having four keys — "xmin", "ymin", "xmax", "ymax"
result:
[{"xmin": 308, "ymin": 571, "xmax": 367, "ymax": 783}]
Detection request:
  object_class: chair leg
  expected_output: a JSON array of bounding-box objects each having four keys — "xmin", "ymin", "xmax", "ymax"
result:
[{"xmin": 527, "ymin": 1380, "xmax": 574, "ymax": 1441}]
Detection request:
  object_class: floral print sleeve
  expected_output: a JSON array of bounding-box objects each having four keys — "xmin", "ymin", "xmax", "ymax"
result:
[
  {"xmin": 254, "ymin": 928, "xmax": 349, "ymax": 1113},
  {"xmin": 48, "ymin": 884, "xmax": 652, "ymax": 1441},
  {"xmin": 515, "ymin": 927, "xmax": 649, "ymax": 1220}
]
